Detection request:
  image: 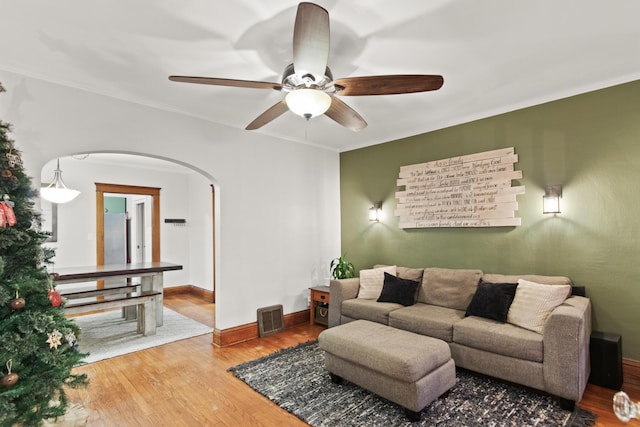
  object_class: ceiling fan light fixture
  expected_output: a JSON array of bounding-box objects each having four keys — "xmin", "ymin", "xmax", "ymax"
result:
[
  {"xmin": 285, "ymin": 89, "xmax": 331, "ymax": 119},
  {"xmin": 169, "ymin": 2, "xmax": 443, "ymax": 131}
]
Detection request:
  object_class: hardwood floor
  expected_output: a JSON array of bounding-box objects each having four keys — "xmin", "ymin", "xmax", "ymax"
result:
[{"xmin": 66, "ymin": 293, "xmax": 640, "ymax": 426}]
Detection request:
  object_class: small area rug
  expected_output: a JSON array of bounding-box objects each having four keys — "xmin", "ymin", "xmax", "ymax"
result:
[
  {"xmin": 229, "ymin": 341, "xmax": 596, "ymax": 427},
  {"xmin": 74, "ymin": 307, "xmax": 213, "ymax": 363}
]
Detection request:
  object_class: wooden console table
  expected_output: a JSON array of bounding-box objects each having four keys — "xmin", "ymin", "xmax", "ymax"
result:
[{"xmin": 52, "ymin": 262, "xmax": 183, "ymax": 327}]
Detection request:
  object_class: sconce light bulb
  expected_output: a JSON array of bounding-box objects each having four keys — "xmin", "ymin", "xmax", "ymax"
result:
[
  {"xmin": 542, "ymin": 185, "xmax": 562, "ymax": 214},
  {"xmin": 369, "ymin": 202, "xmax": 383, "ymax": 222}
]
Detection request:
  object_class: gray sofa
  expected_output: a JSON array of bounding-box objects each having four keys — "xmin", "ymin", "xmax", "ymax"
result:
[{"xmin": 328, "ymin": 266, "xmax": 592, "ymax": 408}]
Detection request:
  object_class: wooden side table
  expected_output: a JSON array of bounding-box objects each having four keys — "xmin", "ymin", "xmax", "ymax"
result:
[{"xmin": 310, "ymin": 285, "xmax": 330, "ymax": 326}]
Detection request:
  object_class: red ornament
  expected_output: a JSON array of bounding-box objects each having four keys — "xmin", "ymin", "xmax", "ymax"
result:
[
  {"xmin": 0, "ymin": 194, "xmax": 17, "ymax": 228},
  {"xmin": 48, "ymin": 289, "xmax": 63, "ymax": 307}
]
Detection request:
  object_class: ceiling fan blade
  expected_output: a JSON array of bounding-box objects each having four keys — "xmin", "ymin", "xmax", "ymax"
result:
[
  {"xmin": 325, "ymin": 97, "xmax": 367, "ymax": 132},
  {"xmin": 245, "ymin": 101, "xmax": 289, "ymax": 130},
  {"xmin": 169, "ymin": 76, "xmax": 281, "ymax": 91},
  {"xmin": 334, "ymin": 74, "xmax": 444, "ymax": 96},
  {"xmin": 293, "ymin": 2, "xmax": 330, "ymax": 81}
]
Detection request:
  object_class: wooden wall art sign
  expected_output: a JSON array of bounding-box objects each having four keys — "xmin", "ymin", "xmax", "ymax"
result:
[{"xmin": 395, "ymin": 147, "xmax": 525, "ymax": 228}]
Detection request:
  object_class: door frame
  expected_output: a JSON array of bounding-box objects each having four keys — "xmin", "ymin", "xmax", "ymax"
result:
[
  {"xmin": 211, "ymin": 184, "xmax": 216, "ymax": 303},
  {"xmin": 134, "ymin": 201, "xmax": 146, "ymax": 263},
  {"xmin": 96, "ymin": 183, "xmax": 161, "ymax": 265}
]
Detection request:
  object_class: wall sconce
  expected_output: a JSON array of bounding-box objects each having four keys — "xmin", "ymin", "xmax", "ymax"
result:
[
  {"xmin": 369, "ymin": 202, "xmax": 382, "ymax": 222},
  {"xmin": 40, "ymin": 159, "xmax": 81, "ymax": 204},
  {"xmin": 542, "ymin": 185, "xmax": 561, "ymax": 214}
]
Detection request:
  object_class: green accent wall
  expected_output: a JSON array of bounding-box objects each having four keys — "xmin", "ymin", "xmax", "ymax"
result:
[
  {"xmin": 104, "ymin": 196, "xmax": 126, "ymax": 214},
  {"xmin": 340, "ymin": 79, "xmax": 640, "ymax": 360}
]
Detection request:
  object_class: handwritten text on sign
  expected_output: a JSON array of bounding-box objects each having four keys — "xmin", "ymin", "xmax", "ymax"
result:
[{"xmin": 395, "ymin": 147, "xmax": 525, "ymax": 228}]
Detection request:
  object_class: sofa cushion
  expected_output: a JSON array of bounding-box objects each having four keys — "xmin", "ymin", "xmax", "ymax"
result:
[
  {"xmin": 397, "ymin": 266, "xmax": 425, "ymax": 282},
  {"xmin": 507, "ymin": 279, "xmax": 571, "ymax": 334},
  {"xmin": 377, "ymin": 272, "xmax": 420, "ymax": 306},
  {"xmin": 483, "ymin": 273, "xmax": 572, "ymax": 287},
  {"xmin": 357, "ymin": 265, "xmax": 396, "ymax": 299},
  {"xmin": 374, "ymin": 265, "xmax": 424, "ymax": 282},
  {"xmin": 341, "ymin": 298, "xmax": 402, "ymax": 325},
  {"xmin": 453, "ymin": 316, "xmax": 544, "ymax": 362},
  {"xmin": 465, "ymin": 280, "xmax": 518, "ymax": 322},
  {"xmin": 419, "ymin": 267, "xmax": 483, "ymax": 311},
  {"xmin": 388, "ymin": 303, "xmax": 465, "ymax": 342}
]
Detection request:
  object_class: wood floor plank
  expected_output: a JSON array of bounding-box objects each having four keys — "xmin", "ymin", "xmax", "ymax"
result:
[{"xmin": 64, "ymin": 293, "xmax": 639, "ymax": 426}]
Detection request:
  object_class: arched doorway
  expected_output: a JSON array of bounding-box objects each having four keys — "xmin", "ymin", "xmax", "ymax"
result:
[{"xmin": 41, "ymin": 153, "xmax": 218, "ymax": 313}]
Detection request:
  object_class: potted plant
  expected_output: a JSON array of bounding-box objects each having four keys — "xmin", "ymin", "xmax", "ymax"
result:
[{"xmin": 330, "ymin": 255, "xmax": 355, "ymax": 279}]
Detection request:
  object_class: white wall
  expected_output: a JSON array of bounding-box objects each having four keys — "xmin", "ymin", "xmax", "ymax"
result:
[
  {"xmin": 187, "ymin": 173, "xmax": 215, "ymax": 291},
  {"xmin": 0, "ymin": 72, "xmax": 341, "ymax": 330}
]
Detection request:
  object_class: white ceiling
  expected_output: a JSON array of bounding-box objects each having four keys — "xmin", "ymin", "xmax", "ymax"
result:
[{"xmin": 2, "ymin": 1, "xmax": 640, "ymax": 152}]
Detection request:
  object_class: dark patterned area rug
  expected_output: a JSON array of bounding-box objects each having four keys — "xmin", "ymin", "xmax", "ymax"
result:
[{"xmin": 229, "ymin": 341, "xmax": 596, "ymax": 426}]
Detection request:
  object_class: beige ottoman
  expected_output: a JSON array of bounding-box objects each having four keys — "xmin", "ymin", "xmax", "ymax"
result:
[{"xmin": 318, "ymin": 319, "xmax": 456, "ymax": 422}]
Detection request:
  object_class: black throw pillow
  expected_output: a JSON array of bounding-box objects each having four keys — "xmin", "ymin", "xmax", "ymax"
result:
[
  {"xmin": 465, "ymin": 280, "xmax": 518, "ymax": 322},
  {"xmin": 377, "ymin": 272, "xmax": 420, "ymax": 306}
]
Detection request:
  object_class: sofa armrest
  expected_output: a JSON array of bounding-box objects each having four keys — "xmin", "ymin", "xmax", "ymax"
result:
[
  {"xmin": 542, "ymin": 295, "xmax": 592, "ymax": 402},
  {"xmin": 328, "ymin": 278, "xmax": 360, "ymax": 328}
]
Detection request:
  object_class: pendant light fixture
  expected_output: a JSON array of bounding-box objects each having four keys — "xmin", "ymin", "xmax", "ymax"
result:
[{"xmin": 40, "ymin": 159, "xmax": 80, "ymax": 204}]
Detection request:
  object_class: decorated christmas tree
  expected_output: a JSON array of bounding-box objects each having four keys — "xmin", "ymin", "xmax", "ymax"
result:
[{"xmin": 0, "ymin": 82, "xmax": 87, "ymax": 426}]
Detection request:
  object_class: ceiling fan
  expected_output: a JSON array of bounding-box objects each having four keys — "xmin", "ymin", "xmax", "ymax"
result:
[{"xmin": 169, "ymin": 2, "xmax": 444, "ymax": 132}]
